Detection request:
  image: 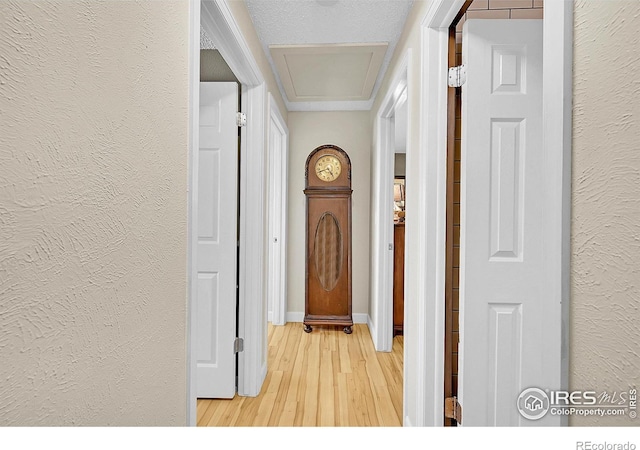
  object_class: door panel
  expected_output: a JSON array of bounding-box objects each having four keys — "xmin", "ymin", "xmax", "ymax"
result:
[
  {"xmin": 459, "ymin": 19, "xmax": 559, "ymax": 426},
  {"xmin": 196, "ymin": 82, "xmax": 238, "ymax": 399},
  {"xmin": 267, "ymin": 114, "xmax": 288, "ymax": 326}
]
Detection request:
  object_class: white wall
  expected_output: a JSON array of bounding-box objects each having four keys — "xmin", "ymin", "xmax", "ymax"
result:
[
  {"xmin": 287, "ymin": 112, "xmax": 372, "ymax": 320},
  {"xmin": 0, "ymin": 1, "xmax": 188, "ymax": 425},
  {"xmin": 394, "ymin": 98, "xmax": 408, "ymax": 153},
  {"xmin": 571, "ymin": 0, "xmax": 640, "ymax": 426}
]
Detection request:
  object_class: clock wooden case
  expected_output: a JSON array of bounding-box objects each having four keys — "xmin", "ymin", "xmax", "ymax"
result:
[{"xmin": 304, "ymin": 145, "xmax": 353, "ymax": 334}]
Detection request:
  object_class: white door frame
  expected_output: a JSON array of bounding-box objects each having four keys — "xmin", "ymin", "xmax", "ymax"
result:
[
  {"xmin": 407, "ymin": 0, "xmax": 572, "ymax": 426},
  {"xmin": 371, "ymin": 51, "xmax": 411, "ymax": 353},
  {"xmin": 188, "ymin": 0, "xmax": 269, "ymax": 425},
  {"xmin": 267, "ymin": 92, "xmax": 289, "ymax": 326}
]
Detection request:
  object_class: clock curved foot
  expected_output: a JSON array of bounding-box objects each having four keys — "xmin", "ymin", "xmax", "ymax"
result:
[
  {"xmin": 303, "ymin": 324, "xmax": 312, "ymax": 333},
  {"xmin": 343, "ymin": 326, "xmax": 352, "ymax": 335}
]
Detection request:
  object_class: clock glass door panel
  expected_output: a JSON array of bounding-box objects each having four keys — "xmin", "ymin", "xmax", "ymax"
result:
[{"xmin": 314, "ymin": 212, "xmax": 343, "ymax": 292}]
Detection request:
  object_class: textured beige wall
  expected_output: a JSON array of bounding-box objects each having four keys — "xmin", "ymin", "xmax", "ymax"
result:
[
  {"xmin": 0, "ymin": 1, "xmax": 189, "ymax": 425},
  {"xmin": 571, "ymin": 0, "xmax": 640, "ymax": 426},
  {"xmin": 287, "ymin": 112, "xmax": 372, "ymax": 318}
]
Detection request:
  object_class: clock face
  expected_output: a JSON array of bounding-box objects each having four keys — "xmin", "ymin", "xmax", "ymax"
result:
[{"xmin": 315, "ymin": 155, "xmax": 342, "ymax": 182}]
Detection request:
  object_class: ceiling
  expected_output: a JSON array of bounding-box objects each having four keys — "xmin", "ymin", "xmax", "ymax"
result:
[{"xmin": 244, "ymin": 0, "xmax": 414, "ymax": 112}]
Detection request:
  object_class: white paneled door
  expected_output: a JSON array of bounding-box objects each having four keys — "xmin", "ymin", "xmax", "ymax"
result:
[
  {"xmin": 196, "ymin": 82, "xmax": 238, "ymax": 399},
  {"xmin": 267, "ymin": 106, "xmax": 288, "ymax": 326},
  {"xmin": 459, "ymin": 20, "xmax": 560, "ymax": 425}
]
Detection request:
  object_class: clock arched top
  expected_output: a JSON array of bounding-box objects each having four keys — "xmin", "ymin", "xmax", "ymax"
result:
[{"xmin": 305, "ymin": 144, "xmax": 352, "ymax": 189}]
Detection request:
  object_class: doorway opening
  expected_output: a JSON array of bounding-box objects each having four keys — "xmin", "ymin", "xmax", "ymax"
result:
[
  {"xmin": 196, "ymin": 71, "xmax": 241, "ymax": 401},
  {"xmin": 447, "ymin": 1, "xmax": 547, "ymax": 426},
  {"xmin": 441, "ymin": 0, "xmax": 569, "ymax": 426},
  {"xmin": 188, "ymin": 0, "xmax": 269, "ymax": 425},
  {"xmin": 443, "ymin": 4, "xmax": 470, "ymax": 427},
  {"xmin": 398, "ymin": 0, "xmax": 570, "ymax": 427},
  {"xmin": 371, "ymin": 51, "xmax": 411, "ymax": 354},
  {"xmin": 392, "ymin": 92, "xmax": 408, "ymax": 339}
]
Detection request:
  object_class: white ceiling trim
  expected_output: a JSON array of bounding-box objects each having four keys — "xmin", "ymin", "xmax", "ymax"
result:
[{"xmin": 287, "ymin": 98, "xmax": 374, "ymax": 112}]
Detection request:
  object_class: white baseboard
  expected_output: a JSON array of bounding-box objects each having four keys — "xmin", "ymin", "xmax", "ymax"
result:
[
  {"xmin": 285, "ymin": 312, "xmax": 304, "ymax": 323},
  {"xmin": 367, "ymin": 314, "xmax": 377, "ymax": 346},
  {"xmin": 285, "ymin": 312, "xmax": 369, "ymax": 324}
]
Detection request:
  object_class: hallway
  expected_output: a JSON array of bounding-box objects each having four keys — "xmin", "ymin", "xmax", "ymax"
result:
[{"xmin": 197, "ymin": 323, "xmax": 403, "ymax": 426}]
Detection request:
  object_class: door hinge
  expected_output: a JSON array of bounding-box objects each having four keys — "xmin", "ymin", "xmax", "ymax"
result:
[
  {"xmin": 236, "ymin": 112, "xmax": 247, "ymax": 127},
  {"xmin": 234, "ymin": 337, "xmax": 244, "ymax": 353},
  {"xmin": 445, "ymin": 396, "xmax": 463, "ymax": 424},
  {"xmin": 448, "ymin": 65, "xmax": 466, "ymax": 88}
]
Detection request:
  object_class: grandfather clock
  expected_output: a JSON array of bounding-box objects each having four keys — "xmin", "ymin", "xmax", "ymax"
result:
[{"xmin": 304, "ymin": 144, "xmax": 353, "ymax": 334}]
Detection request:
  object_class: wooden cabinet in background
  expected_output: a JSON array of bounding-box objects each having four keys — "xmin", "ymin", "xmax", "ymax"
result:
[{"xmin": 393, "ymin": 223, "xmax": 405, "ymax": 336}]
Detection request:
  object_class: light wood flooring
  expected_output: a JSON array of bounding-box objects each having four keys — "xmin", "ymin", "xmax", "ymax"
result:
[{"xmin": 197, "ymin": 322, "xmax": 403, "ymax": 427}]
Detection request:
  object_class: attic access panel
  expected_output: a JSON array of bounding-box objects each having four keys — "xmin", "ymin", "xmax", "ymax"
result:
[{"xmin": 270, "ymin": 43, "xmax": 388, "ymax": 102}]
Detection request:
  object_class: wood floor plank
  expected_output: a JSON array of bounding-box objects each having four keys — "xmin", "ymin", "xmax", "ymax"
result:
[
  {"xmin": 355, "ymin": 328, "xmax": 399, "ymax": 426},
  {"xmin": 380, "ymin": 336, "xmax": 404, "ymax": 419},
  {"xmin": 275, "ymin": 323, "xmax": 297, "ymax": 372},
  {"xmin": 336, "ymin": 372, "xmax": 349, "ymax": 427},
  {"xmin": 233, "ymin": 396, "xmax": 261, "ymax": 426},
  {"xmin": 213, "ymin": 397, "xmax": 243, "ymax": 426},
  {"xmin": 301, "ymin": 331, "xmax": 321, "ymax": 426},
  {"xmin": 318, "ymin": 348, "xmax": 335, "ymax": 426},
  {"xmin": 196, "ymin": 399, "xmax": 213, "ymax": 426},
  {"xmin": 331, "ymin": 341, "xmax": 345, "ymax": 426},
  {"xmin": 338, "ymin": 326, "xmax": 352, "ymax": 374},
  {"xmin": 270, "ymin": 323, "xmax": 285, "ymax": 347},
  {"xmin": 213, "ymin": 400, "xmax": 236, "ymax": 427},
  {"xmin": 267, "ymin": 325, "xmax": 297, "ymax": 425},
  {"xmin": 270, "ymin": 324, "xmax": 290, "ymax": 372},
  {"xmin": 289, "ymin": 332, "xmax": 309, "ymax": 426},
  {"xmin": 346, "ymin": 367, "xmax": 373, "ymax": 426},
  {"xmin": 285, "ymin": 326, "xmax": 307, "ymax": 404},
  {"xmin": 277, "ymin": 401, "xmax": 297, "ymax": 426},
  {"xmin": 197, "ymin": 322, "xmax": 403, "ymax": 427},
  {"xmin": 253, "ymin": 370, "xmax": 283, "ymax": 426}
]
